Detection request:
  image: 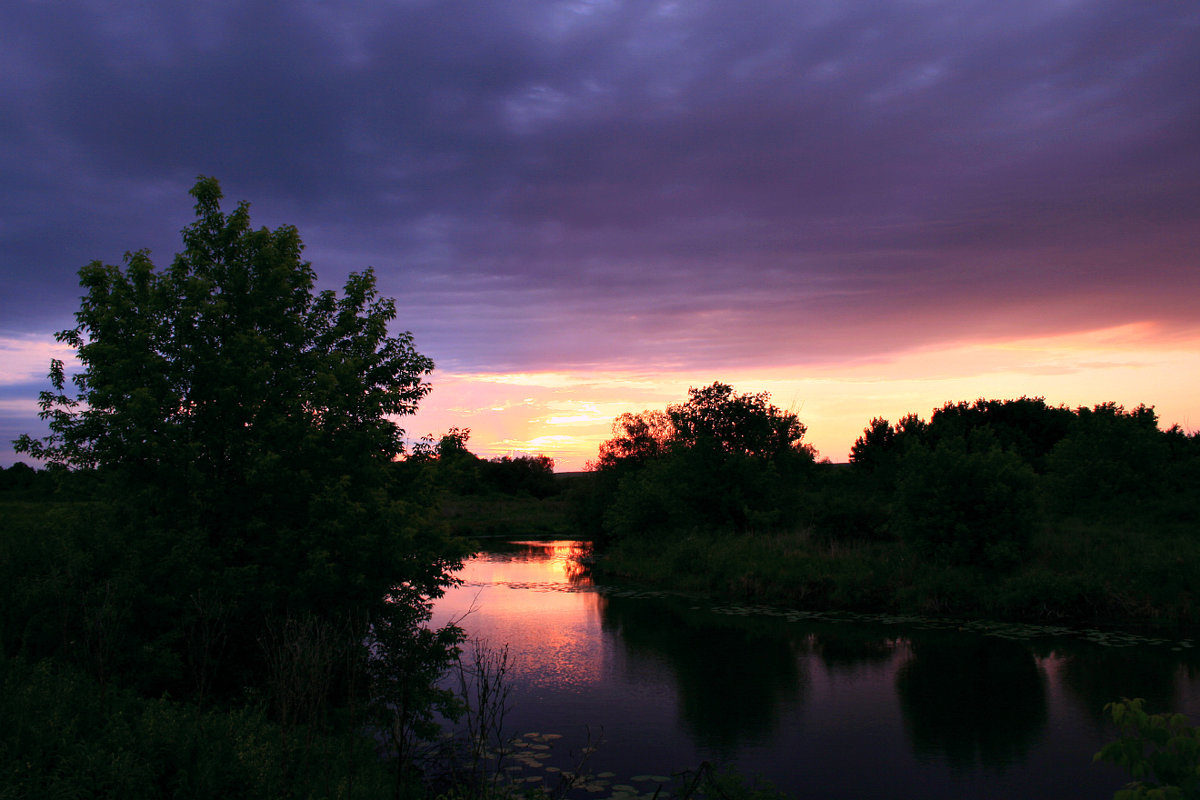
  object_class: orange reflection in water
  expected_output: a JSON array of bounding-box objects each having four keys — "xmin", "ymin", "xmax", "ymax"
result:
[{"xmin": 432, "ymin": 541, "xmax": 606, "ymax": 691}]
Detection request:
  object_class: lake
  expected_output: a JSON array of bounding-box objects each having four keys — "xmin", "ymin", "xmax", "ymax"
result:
[{"xmin": 429, "ymin": 539, "xmax": 1200, "ymax": 799}]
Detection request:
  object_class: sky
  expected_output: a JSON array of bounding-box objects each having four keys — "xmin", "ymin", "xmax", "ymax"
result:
[{"xmin": 2, "ymin": 1, "xmax": 1198, "ymax": 470}]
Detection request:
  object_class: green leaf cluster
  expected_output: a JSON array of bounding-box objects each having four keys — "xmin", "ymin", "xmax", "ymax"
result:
[{"xmin": 1097, "ymin": 698, "xmax": 1200, "ymax": 799}]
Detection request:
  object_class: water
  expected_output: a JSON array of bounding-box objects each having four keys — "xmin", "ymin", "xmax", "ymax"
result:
[{"xmin": 430, "ymin": 540, "xmax": 1200, "ymax": 799}]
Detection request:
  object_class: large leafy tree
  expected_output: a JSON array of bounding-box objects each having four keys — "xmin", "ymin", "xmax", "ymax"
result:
[
  {"xmin": 667, "ymin": 382, "xmax": 811, "ymax": 461},
  {"xmin": 589, "ymin": 382, "xmax": 815, "ymax": 539},
  {"xmin": 21, "ymin": 178, "xmax": 430, "ymax": 489},
  {"xmin": 16, "ymin": 177, "xmax": 455, "ymax": 695}
]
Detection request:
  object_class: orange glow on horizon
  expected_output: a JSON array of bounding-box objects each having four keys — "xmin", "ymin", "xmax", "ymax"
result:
[
  {"xmin": 406, "ymin": 323, "xmax": 1200, "ymax": 470},
  {"xmin": 5, "ymin": 325, "xmax": 1197, "ymax": 472}
]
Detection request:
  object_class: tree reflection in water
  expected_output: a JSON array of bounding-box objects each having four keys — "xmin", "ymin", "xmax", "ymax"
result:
[
  {"xmin": 1058, "ymin": 646, "xmax": 1182, "ymax": 724},
  {"xmin": 433, "ymin": 542, "xmax": 1200, "ymax": 800},
  {"xmin": 897, "ymin": 635, "xmax": 1047, "ymax": 770},
  {"xmin": 812, "ymin": 629, "xmax": 901, "ymax": 675},
  {"xmin": 598, "ymin": 594, "xmax": 807, "ymax": 756}
]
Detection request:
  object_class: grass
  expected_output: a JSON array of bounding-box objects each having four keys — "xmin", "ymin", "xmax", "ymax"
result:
[
  {"xmin": 591, "ymin": 516, "xmax": 1200, "ymax": 626},
  {"xmin": 440, "ymin": 492, "xmax": 573, "ymax": 539}
]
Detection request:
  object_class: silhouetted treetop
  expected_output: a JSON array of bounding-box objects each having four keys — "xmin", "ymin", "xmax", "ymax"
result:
[{"xmin": 667, "ymin": 382, "xmax": 812, "ymax": 461}]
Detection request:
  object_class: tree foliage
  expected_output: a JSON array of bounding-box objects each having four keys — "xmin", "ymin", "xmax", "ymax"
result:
[
  {"xmin": 892, "ymin": 433, "xmax": 1038, "ymax": 569},
  {"xmin": 668, "ymin": 383, "xmax": 811, "ymax": 460},
  {"xmin": 19, "ymin": 178, "xmax": 431, "ymax": 501},
  {"xmin": 402, "ymin": 426, "xmax": 559, "ymax": 498},
  {"xmin": 849, "ymin": 413, "xmax": 927, "ymax": 480},
  {"xmin": 592, "ymin": 410, "xmax": 675, "ymax": 471},
  {"xmin": 1097, "ymin": 698, "xmax": 1200, "ymax": 799},
  {"xmin": 850, "ymin": 398, "xmax": 1073, "ymax": 479},
  {"xmin": 13, "ymin": 177, "xmax": 457, "ymax": 699},
  {"xmin": 1044, "ymin": 403, "xmax": 1170, "ymax": 512},
  {"xmin": 587, "ymin": 382, "xmax": 815, "ymax": 539}
]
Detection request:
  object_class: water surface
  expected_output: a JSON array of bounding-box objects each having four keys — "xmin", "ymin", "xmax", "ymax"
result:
[{"xmin": 430, "ymin": 540, "xmax": 1200, "ymax": 799}]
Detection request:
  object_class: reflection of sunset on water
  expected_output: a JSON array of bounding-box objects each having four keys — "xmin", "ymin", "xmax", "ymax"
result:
[
  {"xmin": 429, "ymin": 541, "xmax": 1200, "ymax": 798},
  {"xmin": 432, "ymin": 541, "xmax": 607, "ymax": 691}
]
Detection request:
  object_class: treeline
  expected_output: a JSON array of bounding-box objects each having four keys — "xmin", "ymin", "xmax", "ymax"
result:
[
  {"xmin": 850, "ymin": 397, "xmax": 1200, "ymax": 568},
  {"xmin": 397, "ymin": 427, "xmax": 560, "ymax": 500},
  {"xmin": 578, "ymin": 384, "xmax": 1200, "ymax": 621}
]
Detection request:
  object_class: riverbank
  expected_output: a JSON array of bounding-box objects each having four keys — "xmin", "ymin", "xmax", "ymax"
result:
[
  {"xmin": 429, "ymin": 477, "xmax": 1200, "ymax": 627},
  {"xmin": 590, "ymin": 516, "xmax": 1200, "ymax": 627}
]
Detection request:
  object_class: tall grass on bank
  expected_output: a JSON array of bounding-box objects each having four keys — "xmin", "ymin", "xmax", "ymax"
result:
[
  {"xmin": 0, "ymin": 655, "xmax": 393, "ymax": 800},
  {"xmin": 593, "ymin": 518, "xmax": 1200, "ymax": 625}
]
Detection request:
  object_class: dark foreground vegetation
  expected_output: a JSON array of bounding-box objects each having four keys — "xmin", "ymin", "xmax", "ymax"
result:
[
  {"xmin": 2, "ymin": 179, "xmax": 475, "ymax": 799},
  {"xmin": 1, "ymin": 180, "xmax": 630, "ymax": 800},
  {"xmin": 2, "ymin": 180, "xmax": 775, "ymax": 800},
  {"xmin": 574, "ymin": 387, "xmax": 1200, "ymax": 626}
]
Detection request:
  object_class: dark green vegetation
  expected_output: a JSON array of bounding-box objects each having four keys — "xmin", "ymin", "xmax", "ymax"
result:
[
  {"xmin": 582, "ymin": 394, "xmax": 1200, "ymax": 625},
  {"xmin": 2, "ymin": 180, "xmax": 470, "ymax": 798},
  {"xmin": 1097, "ymin": 698, "xmax": 1200, "ymax": 799},
  {"xmin": 396, "ymin": 427, "xmax": 572, "ymax": 538},
  {"xmin": 574, "ymin": 383, "xmax": 815, "ymax": 542}
]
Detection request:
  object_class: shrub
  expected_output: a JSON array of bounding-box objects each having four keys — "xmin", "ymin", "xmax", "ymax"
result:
[
  {"xmin": 1096, "ymin": 698, "xmax": 1200, "ymax": 799},
  {"xmin": 892, "ymin": 434, "xmax": 1038, "ymax": 569},
  {"xmin": 1044, "ymin": 403, "xmax": 1169, "ymax": 514},
  {"xmin": 592, "ymin": 383, "xmax": 814, "ymax": 541}
]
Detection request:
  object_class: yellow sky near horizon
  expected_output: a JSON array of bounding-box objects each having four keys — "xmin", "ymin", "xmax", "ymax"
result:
[
  {"xmin": 4, "ymin": 322, "xmax": 1198, "ymax": 470},
  {"xmin": 404, "ymin": 322, "xmax": 1200, "ymax": 470}
]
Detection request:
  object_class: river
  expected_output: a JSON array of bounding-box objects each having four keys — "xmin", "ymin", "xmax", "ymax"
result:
[{"xmin": 429, "ymin": 539, "xmax": 1200, "ymax": 799}]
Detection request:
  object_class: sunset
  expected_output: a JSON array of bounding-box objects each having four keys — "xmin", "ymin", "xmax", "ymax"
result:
[
  {"xmin": 408, "ymin": 318, "xmax": 1200, "ymax": 469},
  {"xmin": 2, "ymin": 3, "xmax": 1200, "ymax": 799},
  {"xmin": 2, "ymin": 1, "xmax": 1198, "ymax": 467}
]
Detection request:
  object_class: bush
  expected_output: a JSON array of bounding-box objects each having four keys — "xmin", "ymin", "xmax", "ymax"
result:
[
  {"xmin": 478, "ymin": 455, "xmax": 558, "ymax": 498},
  {"xmin": 1045, "ymin": 404, "xmax": 1170, "ymax": 515},
  {"xmin": 892, "ymin": 434, "xmax": 1038, "ymax": 569},
  {"xmin": 1096, "ymin": 698, "xmax": 1200, "ymax": 799},
  {"xmin": 591, "ymin": 383, "xmax": 814, "ymax": 541}
]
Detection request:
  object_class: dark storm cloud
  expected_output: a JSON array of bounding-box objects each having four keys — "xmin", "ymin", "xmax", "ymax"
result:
[{"xmin": 1, "ymin": 0, "xmax": 1198, "ymax": 373}]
